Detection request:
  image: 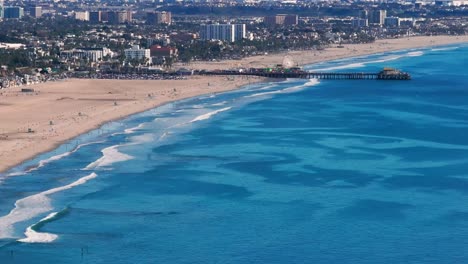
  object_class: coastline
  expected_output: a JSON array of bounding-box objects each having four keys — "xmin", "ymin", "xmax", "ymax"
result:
[
  {"xmin": 1, "ymin": 35, "xmax": 467, "ymax": 174},
  {"xmin": 0, "ymin": 76, "xmax": 264, "ymax": 174},
  {"xmin": 179, "ymin": 35, "xmax": 468, "ymax": 70}
]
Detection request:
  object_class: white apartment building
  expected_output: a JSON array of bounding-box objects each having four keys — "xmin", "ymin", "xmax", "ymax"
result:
[
  {"xmin": 61, "ymin": 48, "xmax": 113, "ymax": 62},
  {"xmin": 124, "ymin": 45, "xmax": 151, "ymax": 61},
  {"xmin": 200, "ymin": 24, "xmax": 246, "ymax": 42},
  {"xmin": 74, "ymin": 11, "xmax": 89, "ymax": 21}
]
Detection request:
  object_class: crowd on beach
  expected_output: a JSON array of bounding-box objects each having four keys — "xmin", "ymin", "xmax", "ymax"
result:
[
  {"xmin": 73, "ymin": 73, "xmax": 188, "ymax": 81},
  {"xmin": 0, "ymin": 72, "xmax": 188, "ymax": 90}
]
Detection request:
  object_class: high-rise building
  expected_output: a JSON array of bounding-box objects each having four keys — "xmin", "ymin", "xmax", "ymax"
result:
[
  {"xmin": 0, "ymin": 0, "xmax": 4, "ymax": 19},
  {"xmin": 264, "ymin": 14, "xmax": 298, "ymax": 27},
  {"xmin": 107, "ymin": 10, "xmax": 131, "ymax": 24},
  {"xmin": 4, "ymin": 6, "xmax": 24, "ymax": 19},
  {"xmin": 147, "ymin": 11, "xmax": 172, "ymax": 25},
  {"xmin": 352, "ymin": 18, "xmax": 368, "ymax": 28},
  {"xmin": 28, "ymin": 6, "xmax": 42, "ymax": 18},
  {"xmin": 200, "ymin": 24, "xmax": 246, "ymax": 42},
  {"xmin": 369, "ymin": 10, "xmax": 387, "ymax": 25},
  {"xmin": 89, "ymin": 11, "xmax": 102, "ymax": 23},
  {"xmin": 234, "ymin": 24, "xmax": 246, "ymax": 41},
  {"xmin": 74, "ymin": 11, "xmax": 89, "ymax": 21},
  {"xmin": 358, "ymin": 10, "xmax": 368, "ymax": 19}
]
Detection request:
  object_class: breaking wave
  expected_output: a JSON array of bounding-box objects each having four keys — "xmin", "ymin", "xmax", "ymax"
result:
[
  {"xmin": 190, "ymin": 107, "xmax": 232, "ymax": 123},
  {"xmin": 0, "ymin": 173, "xmax": 97, "ymax": 239}
]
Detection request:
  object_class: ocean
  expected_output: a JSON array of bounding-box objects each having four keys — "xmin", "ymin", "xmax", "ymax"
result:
[{"xmin": 0, "ymin": 44, "xmax": 467, "ymax": 263}]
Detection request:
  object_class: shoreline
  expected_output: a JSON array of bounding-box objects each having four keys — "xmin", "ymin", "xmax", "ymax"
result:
[
  {"xmin": 178, "ymin": 35, "xmax": 468, "ymax": 70},
  {"xmin": 1, "ymin": 35, "xmax": 467, "ymax": 174},
  {"xmin": 0, "ymin": 76, "xmax": 265, "ymax": 174}
]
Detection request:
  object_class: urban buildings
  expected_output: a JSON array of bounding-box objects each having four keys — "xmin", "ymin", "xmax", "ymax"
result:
[
  {"xmin": 124, "ymin": 45, "xmax": 151, "ymax": 61},
  {"xmin": 264, "ymin": 14, "xmax": 298, "ymax": 27},
  {"xmin": 384, "ymin": 17, "xmax": 400, "ymax": 27},
  {"xmin": 28, "ymin": 6, "xmax": 42, "ymax": 18},
  {"xmin": 147, "ymin": 11, "xmax": 172, "ymax": 25},
  {"xmin": 107, "ymin": 10, "xmax": 132, "ymax": 24},
  {"xmin": 369, "ymin": 10, "xmax": 387, "ymax": 25},
  {"xmin": 150, "ymin": 45, "xmax": 178, "ymax": 64},
  {"xmin": 3, "ymin": 6, "xmax": 24, "ymax": 19},
  {"xmin": 200, "ymin": 24, "xmax": 246, "ymax": 42},
  {"xmin": 74, "ymin": 11, "xmax": 89, "ymax": 21},
  {"xmin": 234, "ymin": 24, "xmax": 246, "ymax": 41},
  {"xmin": 61, "ymin": 48, "xmax": 113, "ymax": 62},
  {"xmin": 352, "ymin": 18, "xmax": 368, "ymax": 28},
  {"xmin": 89, "ymin": 11, "xmax": 101, "ymax": 23}
]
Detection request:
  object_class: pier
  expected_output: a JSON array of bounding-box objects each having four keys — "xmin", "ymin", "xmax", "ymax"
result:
[{"xmin": 197, "ymin": 67, "xmax": 411, "ymax": 80}]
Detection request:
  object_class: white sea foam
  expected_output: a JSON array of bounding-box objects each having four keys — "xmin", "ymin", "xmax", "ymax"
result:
[
  {"xmin": 431, "ymin": 47, "xmax": 459, "ymax": 52},
  {"xmin": 124, "ymin": 123, "xmax": 145, "ymax": 134},
  {"xmin": 111, "ymin": 123, "xmax": 146, "ymax": 136},
  {"xmin": 367, "ymin": 55, "xmax": 403, "ymax": 64},
  {"xmin": 159, "ymin": 131, "xmax": 170, "ymax": 140},
  {"xmin": 310, "ymin": 51, "xmax": 422, "ymax": 72},
  {"xmin": 190, "ymin": 107, "xmax": 232, "ymax": 123},
  {"xmin": 5, "ymin": 172, "xmax": 26, "ymax": 177},
  {"xmin": 18, "ymin": 212, "xmax": 59, "ymax": 243},
  {"xmin": 312, "ymin": 63, "xmax": 365, "ymax": 71},
  {"xmin": 246, "ymin": 79, "xmax": 319, "ymax": 98},
  {"xmin": 3, "ymin": 141, "xmax": 104, "ymax": 179},
  {"xmin": 0, "ymin": 173, "xmax": 97, "ymax": 239},
  {"xmin": 284, "ymin": 79, "xmax": 320, "ymax": 92},
  {"xmin": 407, "ymin": 51, "xmax": 424, "ymax": 57},
  {"xmin": 84, "ymin": 145, "xmax": 133, "ymax": 170},
  {"xmin": 129, "ymin": 133, "xmax": 154, "ymax": 144},
  {"xmin": 246, "ymin": 90, "xmax": 283, "ymax": 98},
  {"xmin": 211, "ymin": 101, "xmax": 227, "ymax": 106},
  {"xmin": 257, "ymin": 84, "xmax": 278, "ymax": 91}
]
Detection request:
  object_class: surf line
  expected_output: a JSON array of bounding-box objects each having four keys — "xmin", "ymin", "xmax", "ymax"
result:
[{"xmin": 0, "ymin": 172, "xmax": 98, "ymax": 240}]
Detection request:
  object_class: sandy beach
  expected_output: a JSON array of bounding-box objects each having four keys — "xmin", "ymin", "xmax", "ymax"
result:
[
  {"xmin": 0, "ymin": 35, "xmax": 467, "ymax": 174},
  {"xmin": 0, "ymin": 76, "xmax": 262, "ymax": 173}
]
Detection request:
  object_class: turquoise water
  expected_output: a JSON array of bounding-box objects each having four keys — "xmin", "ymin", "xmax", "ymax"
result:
[{"xmin": 1, "ymin": 45, "xmax": 468, "ymax": 263}]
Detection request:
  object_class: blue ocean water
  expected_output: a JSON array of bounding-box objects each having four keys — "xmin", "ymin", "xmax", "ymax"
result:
[{"xmin": 1, "ymin": 44, "xmax": 468, "ymax": 263}]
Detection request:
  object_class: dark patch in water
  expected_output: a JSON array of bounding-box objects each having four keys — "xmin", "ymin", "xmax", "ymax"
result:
[
  {"xmin": 69, "ymin": 207, "xmax": 177, "ymax": 217},
  {"xmin": 339, "ymin": 199, "xmax": 412, "ymax": 220},
  {"xmin": 441, "ymin": 211, "xmax": 468, "ymax": 223},
  {"xmin": 383, "ymin": 174, "xmax": 468, "ymax": 193}
]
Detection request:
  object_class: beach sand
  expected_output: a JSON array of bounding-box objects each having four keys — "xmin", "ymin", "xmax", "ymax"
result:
[
  {"xmin": 1, "ymin": 35, "xmax": 467, "ymax": 173},
  {"xmin": 0, "ymin": 76, "xmax": 261, "ymax": 173}
]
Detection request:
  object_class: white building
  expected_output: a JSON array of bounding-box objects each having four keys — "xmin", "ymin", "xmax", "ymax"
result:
[
  {"xmin": 74, "ymin": 11, "xmax": 89, "ymax": 21},
  {"xmin": 124, "ymin": 45, "xmax": 151, "ymax": 61},
  {"xmin": 200, "ymin": 24, "xmax": 246, "ymax": 42},
  {"xmin": 61, "ymin": 48, "xmax": 112, "ymax": 62},
  {"xmin": 0, "ymin": 42, "xmax": 25, "ymax": 49}
]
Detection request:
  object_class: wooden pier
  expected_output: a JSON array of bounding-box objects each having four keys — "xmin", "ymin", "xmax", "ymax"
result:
[{"xmin": 197, "ymin": 68, "xmax": 411, "ymax": 80}]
